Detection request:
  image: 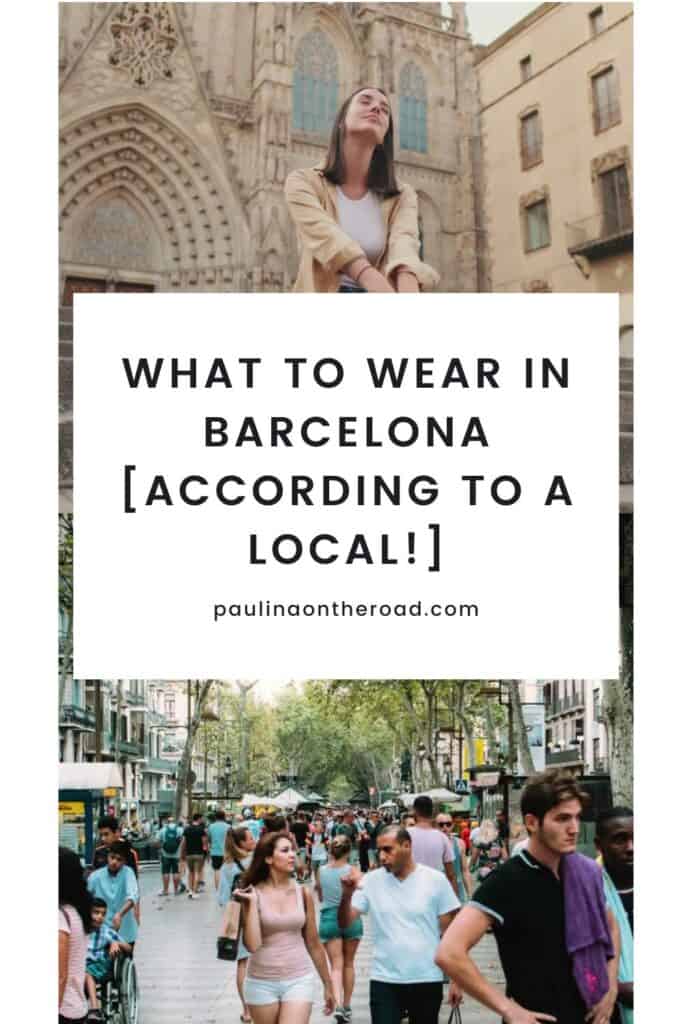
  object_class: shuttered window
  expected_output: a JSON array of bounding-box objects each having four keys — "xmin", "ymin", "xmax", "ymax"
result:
[
  {"xmin": 592, "ymin": 67, "xmax": 620, "ymax": 132},
  {"xmin": 525, "ymin": 200, "xmax": 550, "ymax": 251},
  {"xmin": 520, "ymin": 110, "xmax": 542, "ymax": 169},
  {"xmin": 600, "ymin": 165, "xmax": 632, "ymax": 235}
]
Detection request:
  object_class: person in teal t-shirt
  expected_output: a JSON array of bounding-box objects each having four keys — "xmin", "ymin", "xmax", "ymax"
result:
[{"xmin": 208, "ymin": 810, "xmax": 230, "ymax": 889}]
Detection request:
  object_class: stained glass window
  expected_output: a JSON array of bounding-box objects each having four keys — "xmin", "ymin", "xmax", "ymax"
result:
[
  {"xmin": 293, "ymin": 30, "xmax": 339, "ymax": 136},
  {"xmin": 399, "ymin": 63, "xmax": 428, "ymax": 153}
]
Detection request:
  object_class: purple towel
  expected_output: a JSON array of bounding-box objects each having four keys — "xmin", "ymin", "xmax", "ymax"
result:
[{"xmin": 562, "ymin": 852, "xmax": 615, "ymax": 1008}]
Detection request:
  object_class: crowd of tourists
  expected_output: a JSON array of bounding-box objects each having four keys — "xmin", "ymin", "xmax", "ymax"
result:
[{"xmin": 59, "ymin": 768, "xmax": 634, "ymax": 1024}]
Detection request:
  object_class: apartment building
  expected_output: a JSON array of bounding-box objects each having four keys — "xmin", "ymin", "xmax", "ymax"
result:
[{"xmin": 475, "ymin": 3, "xmax": 633, "ymax": 511}]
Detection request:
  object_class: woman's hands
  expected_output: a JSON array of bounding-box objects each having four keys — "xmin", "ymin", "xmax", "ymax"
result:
[
  {"xmin": 232, "ymin": 886, "xmax": 256, "ymax": 905},
  {"xmin": 343, "ymin": 257, "xmax": 395, "ymax": 293},
  {"xmin": 394, "ymin": 265, "xmax": 420, "ymax": 292},
  {"xmin": 323, "ymin": 982, "xmax": 336, "ymax": 1016}
]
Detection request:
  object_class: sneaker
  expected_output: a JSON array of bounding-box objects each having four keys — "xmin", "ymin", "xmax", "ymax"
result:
[
  {"xmin": 342, "ymin": 1009, "xmax": 352, "ymax": 1023},
  {"xmin": 334, "ymin": 1009, "xmax": 345, "ymax": 1024},
  {"xmin": 157, "ymin": 890, "xmax": 169, "ymax": 897},
  {"xmin": 178, "ymin": 882, "xmax": 187, "ymax": 893}
]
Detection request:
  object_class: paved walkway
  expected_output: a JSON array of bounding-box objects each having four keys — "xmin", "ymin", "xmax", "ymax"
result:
[{"xmin": 134, "ymin": 865, "xmax": 505, "ymax": 1023}]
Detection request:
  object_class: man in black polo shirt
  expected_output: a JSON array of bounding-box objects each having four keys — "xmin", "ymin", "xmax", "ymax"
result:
[{"xmin": 436, "ymin": 769, "xmax": 620, "ymax": 1024}]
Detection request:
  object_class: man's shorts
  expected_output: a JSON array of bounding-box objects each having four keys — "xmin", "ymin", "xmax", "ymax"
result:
[
  {"xmin": 244, "ymin": 972, "xmax": 316, "ymax": 1005},
  {"xmin": 318, "ymin": 906, "xmax": 363, "ymax": 942},
  {"xmin": 349, "ymin": 848, "xmax": 360, "ymax": 866},
  {"xmin": 211, "ymin": 855, "xmax": 224, "ymax": 870},
  {"xmin": 161, "ymin": 855, "xmax": 180, "ymax": 875},
  {"xmin": 186, "ymin": 854, "xmax": 204, "ymax": 871},
  {"xmin": 86, "ymin": 959, "xmax": 113, "ymax": 982}
]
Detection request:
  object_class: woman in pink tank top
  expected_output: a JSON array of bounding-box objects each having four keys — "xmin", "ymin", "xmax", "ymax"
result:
[{"xmin": 234, "ymin": 831, "xmax": 335, "ymax": 1022}]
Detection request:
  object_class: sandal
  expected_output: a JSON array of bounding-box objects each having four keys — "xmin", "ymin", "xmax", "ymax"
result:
[{"xmin": 240, "ymin": 1016, "xmax": 252, "ymax": 1023}]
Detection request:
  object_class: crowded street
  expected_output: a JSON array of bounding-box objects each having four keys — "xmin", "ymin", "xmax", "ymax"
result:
[{"xmin": 133, "ymin": 863, "xmax": 504, "ymax": 1024}]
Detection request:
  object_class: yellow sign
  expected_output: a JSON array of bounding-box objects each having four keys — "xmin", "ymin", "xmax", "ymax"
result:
[
  {"xmin": 59, "ymin": 802, "xmax": 85, "ymax": 815},
  {"xmin": 103, "ymin": 788, "xmax": 118, "ymax": 797}
]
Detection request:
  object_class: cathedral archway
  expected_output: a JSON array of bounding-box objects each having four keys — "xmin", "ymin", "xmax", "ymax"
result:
[{"xmin": 60, "ymin": 103, "xmax": 237, "ymax": 290}]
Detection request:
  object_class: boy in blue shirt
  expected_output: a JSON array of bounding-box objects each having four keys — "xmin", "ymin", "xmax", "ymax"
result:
[{"xmin": 84, "ymin": 897, "xmax": 132, "ymax": 1021}]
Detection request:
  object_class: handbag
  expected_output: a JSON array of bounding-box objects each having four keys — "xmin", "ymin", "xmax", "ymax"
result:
[
  {"xmin": 447, "ymin": 1007, "xmax": 463, "ymax": 1024},
  {"xmin": 216, "ymin": 858, "xmax": 246, "ymax": 961}
]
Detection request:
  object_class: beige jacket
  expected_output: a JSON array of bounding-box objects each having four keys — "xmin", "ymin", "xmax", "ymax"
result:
[{"xmin": 284, "ymin": 164, "xmax": 440, "ymax": 293}]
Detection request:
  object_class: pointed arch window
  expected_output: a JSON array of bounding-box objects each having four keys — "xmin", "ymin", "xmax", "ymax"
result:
[
  {"xmin": 399, "ymin": 63, "xmax": 428, "ymax": 153},
  {"xmin": 293, "ymin": 30, "xmax": 339, "ymax": 136}
]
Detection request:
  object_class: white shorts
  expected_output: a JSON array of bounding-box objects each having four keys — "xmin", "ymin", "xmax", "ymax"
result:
[{"xmin": 244, "ymin": 972, "xmax": 317, "ymax": 1006}]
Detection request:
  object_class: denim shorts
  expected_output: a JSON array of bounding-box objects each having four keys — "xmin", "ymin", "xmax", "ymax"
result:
[
  {"xmin": 244, "ymin": 972, "xmax": 317, "ymax": 1005},
  {"xmin": 318, "ymin": 905, "xmax": 363, "ymax": 942}
]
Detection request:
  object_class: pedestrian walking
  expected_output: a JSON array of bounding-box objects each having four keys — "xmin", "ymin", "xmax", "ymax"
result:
[
  {"xmin": 594, "ymin": 807, "xmax": 634, "ymax": 1024},
  {"xmin": 316, "ymin": 835, "xmax": 364, "ymax": 1023},
  {"xmin": 180, "ymin": 812, "xmax": 209, "ymax": 899},
  {"xmin": 469, "ymin": 818, "xmax": 507, "ymax": 881},
  {"xmin": 308, "ymin": 818, "xmax": 329, "ymax": 886},
  {"xmin": 285, "ymin": 88, "xmax": 438, "ymax": 294},
  {"xmin": 156, "ymin": 815, "xmax": 184, "ymax": 896},
  {"xmin": 59, "ymin": 846, "xmax": 93, "ymax": 1024},
  {"xmin": 218, "ymin": 826, "xmax": 258, "ymax": 1024},
  {"xmin": 408, "ymin": 795, "xmax": 462, "ymax": 899},
  {"xmin": 208, "ymin": 809, "xmax": 230, "ymax": 890},
  {"xmin": 291, "ymin": 812, "xmax": 311, "ymax": 881},
  {"xmin": 436, "ymin": 768, "xmax": 621, "ymax": 1024},
  {"xmin": 87, "ymin": 841, "xmax": 139, "ymax": 949},
  {"xmin": 338, "ymin": 825, "xmax": 462, "ymax": 1024},
  {"xmin": 234, "ymin": 831, "xmax": 336, "ymax": 1022},
  {"xmin": 333, "ymin": 810, "xmax": 360, "ymax": 867},
  {"xmin": 365, "ymin": 810, "xmax": 383, "ymax": 871},
  {"xmin": 435, "ymin": 813, "xmax": 473, "ymax": 902}
]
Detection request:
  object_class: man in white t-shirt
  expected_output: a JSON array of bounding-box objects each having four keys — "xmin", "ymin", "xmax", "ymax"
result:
[{"xmin": 338, "ymin": 824, "xmax": 462, "ymax": 1024}]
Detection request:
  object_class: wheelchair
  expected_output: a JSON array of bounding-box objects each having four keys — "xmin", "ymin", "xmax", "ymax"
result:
[{"xmin": 98, "ymin": 953, "xmax": 139, "ymax": 1024}]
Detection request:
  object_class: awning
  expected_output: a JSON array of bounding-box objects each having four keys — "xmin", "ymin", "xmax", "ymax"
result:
[{"xmin": 59, "ymin": 762, "xmax": 124, "ymax": 792}]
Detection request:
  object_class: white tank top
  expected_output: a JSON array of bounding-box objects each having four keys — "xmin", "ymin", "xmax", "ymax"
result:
[{"xmin": 336, "ymin": 187, "xmax": 386, "ymax": 288}]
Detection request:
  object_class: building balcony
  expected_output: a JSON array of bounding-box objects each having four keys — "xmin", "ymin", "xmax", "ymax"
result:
[
  {"xmin": 147, "ymin": 709, "xmax": 168, "ymax": 728},
  {"xmin": 566, "ymin": 211, "xmax": 633, "ymax": 260},
  {"xmin": 118, "ymin": 739, "xmax": 146, "ymax": 759},
  {"xmin": 125, "ymin": 691, "xmax": 147, "ymax": 708},
  {"xmin": 144, "ymin": 757, "xmax": 176, "ymax": 775},
  {"xmin": 547, "ymin": 747, "xmax": 584, "ymax": 766},
  {"xmin": 545, "ymin": 694, "xmax": 585, "ymax": 718},
  {"xmin": 60, "ymin": 704, "xmax": 96, "ymax": 730}
]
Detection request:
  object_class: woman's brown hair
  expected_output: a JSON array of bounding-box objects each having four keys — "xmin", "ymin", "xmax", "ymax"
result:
[
  {"xmin": 224, "ymin": 825, "xmax": 250, "ymax": 863},
  {"xmin": 240, "ymin": 831, "xmax": 293, "ymax": 888},
  {"xmin": 322, "ymin": 87, "xmax": 400, "ymax": 197}
]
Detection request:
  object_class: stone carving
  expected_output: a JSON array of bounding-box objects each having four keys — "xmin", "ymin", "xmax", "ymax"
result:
[
  {"xmin": 591, "ymin": 145, "xmax": 630, "ymax": 180},
  {"xmin": 109, "ymin": 3, "xmax": 178, "ymax": 87}
]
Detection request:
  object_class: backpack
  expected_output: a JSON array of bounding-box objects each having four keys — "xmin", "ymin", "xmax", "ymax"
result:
[{"xmin": 162, "ymin": 825, "xmax": 182, "ymax": 856}]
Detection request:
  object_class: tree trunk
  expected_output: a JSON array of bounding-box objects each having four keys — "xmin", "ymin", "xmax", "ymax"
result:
[
  {"xmin": 602, "ymin": 678, "xmax": 633, "ymax": 806},
  {"xmin": 483, "ymin": 698, "xmax": 498, "ymax": 762},
  {"xmin": 58, "ymin": 624, "xmax": 72, "ymax": 717},
  {"xmin": 237, "ymin": 681, "xmax": 257, "ymax": 794},
  {"xmin": 453, "ymin": 682, "xmax": 477, "ymax": 770},
  {"xmin": 174, "ymin": 681, "xmax": 213, "ymax": 818},
  {"xmin": 509, "ymin": 681, "xmax": 536, "ymax": 776}
]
